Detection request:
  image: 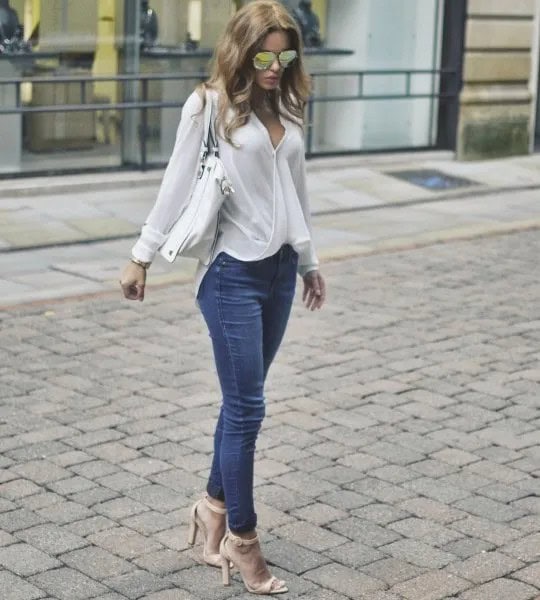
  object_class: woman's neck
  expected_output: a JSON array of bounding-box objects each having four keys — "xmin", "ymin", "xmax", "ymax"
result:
[{"xmin": 251, "ymin": 87, "xmax": 275, "ymax": 111}]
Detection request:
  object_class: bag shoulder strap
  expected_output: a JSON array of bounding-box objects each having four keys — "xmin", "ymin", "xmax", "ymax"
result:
[{"xmin": 202, "ymin": 89, "xmax": 219, "ymax": 158}]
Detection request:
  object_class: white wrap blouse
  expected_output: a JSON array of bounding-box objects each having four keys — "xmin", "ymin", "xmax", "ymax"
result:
[{"xmin": 131, "ymin": 89, "xmax": 319, "ymax": 294}]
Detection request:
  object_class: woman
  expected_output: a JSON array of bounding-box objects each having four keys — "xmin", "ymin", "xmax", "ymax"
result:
[{"xmin": 120, "ymin": 0, "xmax": 326, "ymax": 594}]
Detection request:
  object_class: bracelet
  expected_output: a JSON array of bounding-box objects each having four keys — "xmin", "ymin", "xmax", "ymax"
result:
[{"xmin": 130, "ymin": 257, "xmax": 151, "ymax": 270}]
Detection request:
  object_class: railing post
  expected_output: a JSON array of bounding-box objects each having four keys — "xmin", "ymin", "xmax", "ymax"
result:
[
  {"xmin": 306, "ymin": 95, "xmax": 315, "ymax": 156},
  {"xmin": 141, "ymin": 78, "xmax": 148, "ymax": 171}
]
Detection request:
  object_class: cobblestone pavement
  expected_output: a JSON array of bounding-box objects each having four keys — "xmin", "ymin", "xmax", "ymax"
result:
[{"xmin": 0, "ymin": 231, "xmax": 539, "ymax": 600}]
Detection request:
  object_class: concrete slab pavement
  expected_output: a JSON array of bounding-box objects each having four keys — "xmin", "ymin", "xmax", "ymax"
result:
[{"xmin": 1, "ymin": 150, "xmax": 540, "ymax": 307}]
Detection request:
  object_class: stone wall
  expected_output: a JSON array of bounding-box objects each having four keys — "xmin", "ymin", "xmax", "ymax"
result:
[{"xmin": 457, "ymin": 0, "xmax": 537, "ymax": 160}]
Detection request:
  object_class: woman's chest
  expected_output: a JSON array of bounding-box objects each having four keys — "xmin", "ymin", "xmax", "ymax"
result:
[{"xmin": 230, "ymin": 117, "xmax": 304, "ymax": 160}]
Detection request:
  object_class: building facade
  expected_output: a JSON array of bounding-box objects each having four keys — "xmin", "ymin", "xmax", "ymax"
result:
[{"xmin": 0, "ymin": 0, "xmax": 539, "ymax": 175}]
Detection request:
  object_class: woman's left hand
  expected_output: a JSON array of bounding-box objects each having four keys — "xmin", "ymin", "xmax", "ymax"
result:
[{"xmin": 302, "ymin": 270, "xmax": 326, "ymax": 311}]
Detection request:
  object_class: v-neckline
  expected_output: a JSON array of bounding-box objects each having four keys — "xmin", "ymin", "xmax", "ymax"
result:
[{"xmin": 252, "ymin": 111, "xmax": 287, "ymax": 152}]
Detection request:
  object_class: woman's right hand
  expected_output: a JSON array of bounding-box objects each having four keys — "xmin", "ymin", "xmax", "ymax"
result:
[{"xmin": 120, "ymin": 261, "xmax": 147, "ymax": 301}]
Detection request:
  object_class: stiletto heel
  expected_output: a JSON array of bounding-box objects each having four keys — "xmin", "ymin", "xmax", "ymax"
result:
[
  {"xmin": 187, "ymin": 494, "xmax": 227, "ymax": 567},
  {"xmin": 219, "ymin": 531, "xmax": 288, "ymax": 595},
  {"xmin": 221, "ymin": 550, "xmax": 231, "ymax": 586},
  {"xmin": 187, "ymin": 516, "xmax": 198, "ymax": 546}
]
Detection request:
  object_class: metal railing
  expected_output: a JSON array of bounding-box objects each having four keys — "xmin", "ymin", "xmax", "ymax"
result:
[{"xmin": 0, "ymin": 69, "xmax": 459, "ymax": 170}]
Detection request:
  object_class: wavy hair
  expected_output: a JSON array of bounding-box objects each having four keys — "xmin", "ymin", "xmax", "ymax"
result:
[{"xmin": 202, "ymin": 0, "xmax": 311, "ymax": 144}]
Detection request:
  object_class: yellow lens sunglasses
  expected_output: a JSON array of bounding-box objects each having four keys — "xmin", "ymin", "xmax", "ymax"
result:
[{"xmin": 253, "ymin": 50, "xmax": 298, "ymax": 71}]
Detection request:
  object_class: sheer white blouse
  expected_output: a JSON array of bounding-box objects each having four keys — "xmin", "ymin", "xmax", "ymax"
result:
[{"xmin": 131, "ymin": 89, "xmax": 319, "ymax": 294}]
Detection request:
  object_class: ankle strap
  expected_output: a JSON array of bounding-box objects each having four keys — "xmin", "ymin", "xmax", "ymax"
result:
[
  {"xmin": 227, "ymin": 531, "xmax": 259, "ymax": 546},
  {"xmin": 204, "ymin": 494, "xmax": 227, "ymax": 515}
]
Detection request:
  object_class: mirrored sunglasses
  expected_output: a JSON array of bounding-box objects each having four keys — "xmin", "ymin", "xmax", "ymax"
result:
[{"xmin": 253, "ymin": 50, "xmax": 298, "ymax": 71}]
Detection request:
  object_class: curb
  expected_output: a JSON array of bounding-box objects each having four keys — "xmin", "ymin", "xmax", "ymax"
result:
[
  {"xmin": 0, "ymin": 150, "xmax": 454, "ymax": 198},
  {"xmin": 2, "ymin": 217, "xmax": 538, "ymax": 312}
]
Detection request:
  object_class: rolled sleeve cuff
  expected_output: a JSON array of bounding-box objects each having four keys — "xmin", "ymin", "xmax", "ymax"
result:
[
  {"xmin": 131, "ymin": 225, "xmax": 168, "ymax": 264},
  {"xmin": 298, "ymin": 263, "xmax": 319, "ymax": 277}
]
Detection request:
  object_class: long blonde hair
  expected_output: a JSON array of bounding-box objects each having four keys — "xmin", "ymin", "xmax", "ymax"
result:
[{"xmin": 203, "ymin": 0, "xmax": 311, "ymax": 144}]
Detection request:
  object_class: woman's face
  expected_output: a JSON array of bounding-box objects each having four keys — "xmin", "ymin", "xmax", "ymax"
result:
[{"xmin": 253, "ymin": 30, "xmax": 292, "ymax": 92}]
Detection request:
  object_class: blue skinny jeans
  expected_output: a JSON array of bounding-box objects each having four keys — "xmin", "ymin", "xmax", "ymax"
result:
[{"xmin": 197, "ymin": 245, "xmax": 298, "ymax": 533}]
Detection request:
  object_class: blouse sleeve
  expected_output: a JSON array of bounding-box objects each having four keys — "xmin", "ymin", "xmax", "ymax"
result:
[
  {"xmin": 131, "ymin": 90, "xmax": 205, "ymax": 263},
  {"xmin": 294, "ymin": 145, "xmax": 320, "ymax": 277}
]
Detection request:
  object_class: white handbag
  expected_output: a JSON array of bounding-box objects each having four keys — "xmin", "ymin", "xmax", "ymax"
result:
[{"xmin": 158, "ymin": 91, "xmax": 234, "ymax": 266}]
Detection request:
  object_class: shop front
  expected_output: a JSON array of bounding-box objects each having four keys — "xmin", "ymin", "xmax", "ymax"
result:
[{"xmin": 0, "ymin": 0, "xmax": 464, "ymax": 175}]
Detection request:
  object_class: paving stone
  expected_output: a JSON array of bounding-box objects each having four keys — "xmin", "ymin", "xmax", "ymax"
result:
[
  {"xmin": 126, "ymin": 484, "xmax": 189, "ymax": 513},
  {"xmin": 65, "ymin": 515, "xmax": 116, "ymax": 537},
  {"xmin": 121, "ymin": 510, "xmax": 178, "ymax": 535},
  {"xmin": 360, "ymin": 557, "xmax": 426, "ymax": 587},
  {"xmin": 305, "ymin": 563, "xmax": 386, "ymax": 597},
  {"xmin": 317, "ymin": 490, "xmax": 372, "ymax": 510},
  {"xmin": 0, "ymin": 530, "xmax": 15, "ymax": 546},
  {"xmin": 458, "ymin": 578, "xmax": 538, "ymax": 600},
  {"xmin": 0, "ymin": 478, "xmax": 42, "ymax": 499},
  {"xmin": 70, "ymin": 485, "xmax": 119, "ymax": 507},
  {"xmin": 311, "ymin": 464, "xmax": 362, "ymax": 483},
  {"xmin": 97, "ymin": 471, "xmax": 149, "ymax": 492},
  {"xmin": 166, "ymin": 564, "xmax": 238, "ymax": 599},
  {"xmin": 352, "ymin": 503, "xmax": 410, "ymax": 525},
  {"xmin": 0, "ymin": 542, "xmax": 61, "ymax": 576},
  {"xmin": 388, "ymin": 517, "xmax": 463, "ymax": 547},
  {"xmin": 88, "ymin": 441, "xmax": 140, "ymax": 463},
  {"xmin": 122, "ymin": 457, "xmax": 172, "ymax": 477},
  {"xmin": 88, "ymin": 526, "xmax": 164, "ymax": 558},
  {"xmin": 348, "ymin": 478, "xmax": 415, "ymax": 504},
  {"xmin": 9, "ymin": 460, "xmax": 71, "ymax": 484},
  {"xmin": 330, "ymin": 516, "xmax": 402, "ymax": 548},
  {"xmin": 29, "ymin": 567, "xmax": 108, "ymax": 600},
  {"xmin": 290, "ymin": 502, "xmax": 348, "ymax": 526},
  {"xmin": 446, "ymin": 550, "xmax": 524, "ymax": 584},
  {"xmin": 15, "ymin": 524, "xmax": 87, "ymax": 555},
  {"xmin": 451, "ymin": 516, "xmax": 522, "ymax": 546},
  {"xmin": 255, "ymin": 484, "xmax": 312, "ymax": 512},
  {"xmin": 273, "ymin": 471, "xmax": 336, "ymax": 497},
  {"xmin": 133, "ymin": 548, "xmax": 193, "ymax": 575},
  {"xmin": 37, "ymin": 501, "xmax": 94, "ymax": 525},
  {"xmin": 48, "ymin": 475, "xmax": 97, "ymax": 495},
  {"xmin": 402, "ymin": 477, "xmax": 470, "ymax": 503},
  {"xmin": 513, "ymin": 562, "xmax": 540, "ymax": 589},
  {"xmin": 452, "ymin": 495, "xmax": 526, "ymax": 522},
  {"xmin": 277, "ymin": 520, "xmax": 351, "ymax": 552},
  {"xmin": 477, "ymin": 483, "xmax": 530, "ymax": 503},
  {"xmin": 398, "ymin": 498, "xmax": 466, "ymax": 525},
  {"xmin": 0, "ymin": 497, "xmax": 16, "ymax": 512},
  {"xmin": 368, "ymin": 464, "xmax": 418, "ymax": 484},
  {"xmin": 104, "ymin": 569, "xmax": 170, "ymax": 599},
  {"xmin": 500, "ymin": 532, "xmax": 540, "ymax": 562},
  {"xmin": 431, "ymin": 448, "xmax": 481, "ymax": 466},
  {"xmin": 70, "ymin": 459, "xmax": 120, "ymax": 479},
  {"xmin": 324, "ymin": 541, "xmax": 386, "ymax": 568},
  {"xmin": 391, "ymin": 571, "xmax": 471, "ymax": 600},
  {"xmin": 94, "ymin": 496, "xmax": 149, "ymax": 520},
  {"xmin": 0, "ymin": 508, "xmax": 46, "ymax": 532},
  {"xmin": 61, "ymin": 546, "xmax": 135, "ymax": 579},
  {"xmin": 442, "ymin": 537, "xmax": 495, "ymax": 559},
  {"xmin": 154, "ymin": 526, "xmax": 191, "ymax": 552},
  {"xmin": 380, "ymin": 539, "xmax": 456, "ymax": 569},
  {"xmin": 264, "ymin": 538, "xmax": 332, "ymax": 574},
  {"xmin": 140, "ymin": 591, "xmax": 198, "ymax": 600},
  {"xmin": 409, "ymin": 459, "xmax": 459, "ymax": 478},
  {"xmin": 0, "ymin": 570, "xmax": 46, "ymax": 600},
  {"xmin": 20, "ymin": 491, "xmax": 64, "ymax": 511}
]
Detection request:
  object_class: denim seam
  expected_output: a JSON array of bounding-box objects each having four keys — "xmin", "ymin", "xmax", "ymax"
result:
[{"xmin": 216, "ymin": 263, "xmax": 244, "ymax": 529}]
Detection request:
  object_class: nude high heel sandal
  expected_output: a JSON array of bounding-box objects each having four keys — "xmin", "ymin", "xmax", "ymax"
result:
[
  {"xmin": 187, "ymin": 494, "xmax": 227, "ymax": 567},
  {"xmin": 219, "ymin": 531, "xmax": 288, "ymax": 595}
]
